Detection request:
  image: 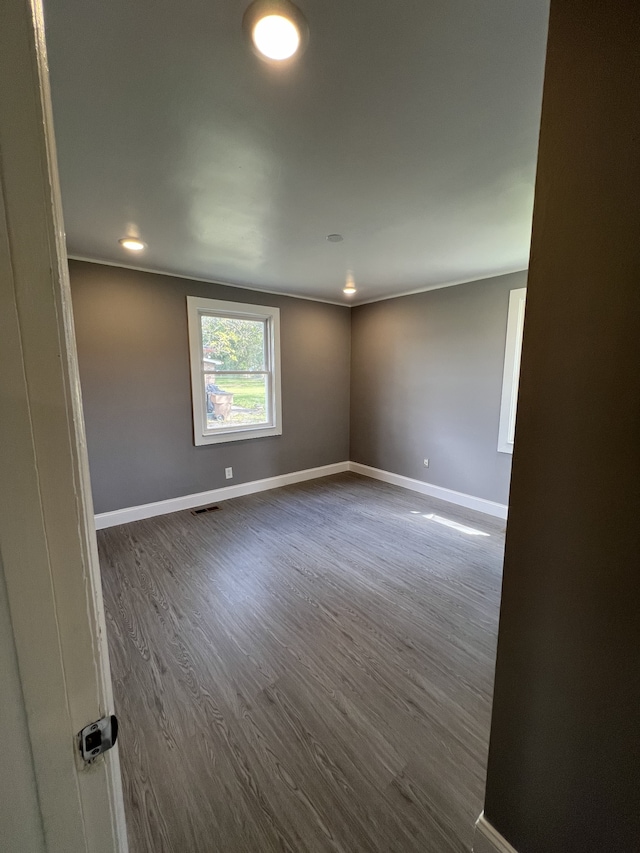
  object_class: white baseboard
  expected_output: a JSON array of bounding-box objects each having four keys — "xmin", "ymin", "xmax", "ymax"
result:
[
  {"xmin": 473, "ymin": 813, "xmax": 519, "ymax": 853},
  {"xmin": 348, "ymin": 462, "xmax": 508, "ymax": 519},
  {"xmin": 94, "ymin": 460, "xmax": 508, "ymax": 529},
  {"xmin": 94, "ymin": 462, "xmax": 350, "ymax": 529}
]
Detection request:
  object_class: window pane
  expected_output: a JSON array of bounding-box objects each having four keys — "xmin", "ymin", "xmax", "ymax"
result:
[
  {"xmin": 188, "ymin": 297, "xmax": 281, "ymax": 446},
  {"xmin": 200, "ymin": 315, "xmax": 266, "ymax": 372},
  {"xmin": 203, "ymin": 373, "xmax": 268, "ymax": 430}
]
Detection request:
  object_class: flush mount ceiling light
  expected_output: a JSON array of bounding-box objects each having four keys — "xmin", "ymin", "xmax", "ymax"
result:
[
  {"xmin": 118, "ymin": 237, "xmax": 146, "ymax": 252},
  {"xmin": 326, "ymin": 233, "xmax": 343, "ymax": 243},
  {"xmin": 254, "ymin": 15, "xmax": 299, "ymax": 59},
  {"xmin": 243, "ymin": 0, "xmax": 309, "ymax": 63},
  {"xmin": 343, "ymin": 271, "xmax": 356, "ymax": 296}
]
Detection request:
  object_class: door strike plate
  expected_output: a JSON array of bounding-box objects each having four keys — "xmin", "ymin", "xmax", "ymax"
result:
[{"xmin": 78, "ymin": 715, "xmax": 118, "ymax": 763}]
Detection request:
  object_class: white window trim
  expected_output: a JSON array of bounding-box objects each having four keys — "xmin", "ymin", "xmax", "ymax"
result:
[
  {"xmin": 498, "ymin": 287, "xmax": 526, "ymax": 454},
  {"xmin": 187, "ymin": 296, "xmax": 282, "ymax": 446}
]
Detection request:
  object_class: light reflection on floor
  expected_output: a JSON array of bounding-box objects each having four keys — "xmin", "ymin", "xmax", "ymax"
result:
[{"xmin": 410, "ymin": 510, "xmax": 490, "ymax": 536}]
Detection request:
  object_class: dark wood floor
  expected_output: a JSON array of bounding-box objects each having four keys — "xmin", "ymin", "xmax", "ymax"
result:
[{"xmin": 98, "ymin": 473, "xmax": 504, "ymax": 853}]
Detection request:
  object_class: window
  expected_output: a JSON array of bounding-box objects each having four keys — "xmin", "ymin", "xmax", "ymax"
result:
[
  {"xmin": 497, "ymin": 287, "xmax": 526, "ymax": 454},
  {"xmin": 187, "ymin": 296, "xmax": 282, "ymax": 446}
]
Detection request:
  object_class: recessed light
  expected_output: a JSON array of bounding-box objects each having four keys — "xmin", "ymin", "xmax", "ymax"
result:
[
  {"xmin": 343, "ymin": 271, "xmax": 356, "ymax": 295},
  {"xmin": 326, "ymin": 234, "xmax": 343, "ymax": 243},
  {"xmin": 119, "ymin": 237, "xmax": 146, "ymax": 252},
  {"xmin": 253, "ymin": 15, "xmax": 299, "ymax": 60},
  {"xmin": 243, "ymin": 1, "xmax": 308, "ymax": 63}
]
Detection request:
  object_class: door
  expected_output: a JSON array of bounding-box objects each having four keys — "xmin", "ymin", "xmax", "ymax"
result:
[{"xmin": 0, "ymin": 0, "xmax": 127, "ymax": 851}]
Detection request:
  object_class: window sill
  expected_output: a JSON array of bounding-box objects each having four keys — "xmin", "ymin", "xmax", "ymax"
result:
[{"xmin": 194, "ymin": 424, "xmax": 282, "ymax": 446}]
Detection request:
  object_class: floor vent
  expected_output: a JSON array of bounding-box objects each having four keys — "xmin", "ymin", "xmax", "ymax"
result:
[{"xmin": 191, "ymin": 505, "xmax": 221, "ymax": 516}]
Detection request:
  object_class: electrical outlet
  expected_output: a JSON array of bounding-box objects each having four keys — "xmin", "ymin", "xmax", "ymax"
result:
[
  {"xmin": 423, "ymin": 458, "xmax": 429, "ymax": 468},
  {"xmin": 225, "ymin": 467, "xmax": 233, "ymax": 479}
]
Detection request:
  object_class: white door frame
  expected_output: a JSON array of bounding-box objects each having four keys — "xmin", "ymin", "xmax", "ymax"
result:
[{"xmin": 0, "ymin": 1, "xmax": 127, "ymax": 851}]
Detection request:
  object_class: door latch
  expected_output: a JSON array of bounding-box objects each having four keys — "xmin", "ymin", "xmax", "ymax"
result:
[{"xmin": 78, "ymin": 715, "xmax": 118, "ymax": 763}]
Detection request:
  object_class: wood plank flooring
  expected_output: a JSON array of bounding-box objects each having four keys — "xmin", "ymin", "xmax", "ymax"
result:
[{"xmin": 98, "ymin": 473, "xmax": 504, "ymax": 853}]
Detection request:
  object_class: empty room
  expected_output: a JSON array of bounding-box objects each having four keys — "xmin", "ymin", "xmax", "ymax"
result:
[
  {"xmin": 46, "ymin": 0, "xmax": 547, "ymax": 846},
  {"xmin": 3, "ymin": 1, "xmax": 639, "ymax": 853}
]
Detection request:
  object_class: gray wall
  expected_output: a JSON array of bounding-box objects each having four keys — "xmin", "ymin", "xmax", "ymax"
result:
[
  {"xmin": 350, "ymin": 272, "xmax": 524, "ymax": 505},
  {"xmin": 70, "ymin": 261, "xmax": 351, "ymax": 514},
  {"xmin": 483, "ymin": 1, "xmax": 640, "ymax": 851},
  {"xmin": 0, "ymin": 555, "xmax": 46, "ymax": 853},
  {"xmin": 72, "ymin": 260, "xmax": 522, "ymax": 513}
]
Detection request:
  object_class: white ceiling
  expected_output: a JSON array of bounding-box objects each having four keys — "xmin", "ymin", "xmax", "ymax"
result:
[{"xmin": 45, "ymin": 0, "xmax": 549, "ymax": 304}]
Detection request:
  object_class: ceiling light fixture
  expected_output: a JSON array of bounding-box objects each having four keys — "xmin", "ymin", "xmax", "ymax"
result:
[
  {"xmin": 343, "ymin": 271, "xmax": 356, "ymax": 296},
  {"xmin": 326, "ymin": 233, "xmax": 343, "ymax": 243},
  {"xmin": 243, "ymin": 0, "xmax": 309, "ymax": 63},
  {"xmin": 119, "ymin": 237, "xmax": 146, "ymax": 252},
  {"xmin": 253, "ymin": 15, "xmax": 299, "ymax": 60}
]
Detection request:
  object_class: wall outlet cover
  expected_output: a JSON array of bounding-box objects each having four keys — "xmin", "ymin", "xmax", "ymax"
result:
[{"xmin": 225, "ymin": 467, "xmax": 233, "ymax": 479}]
